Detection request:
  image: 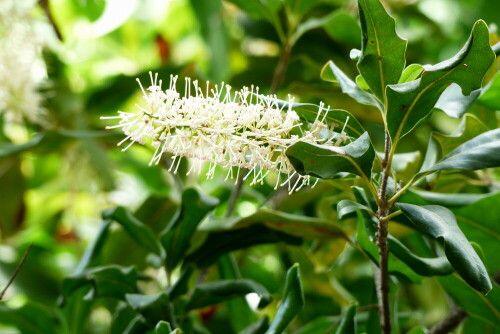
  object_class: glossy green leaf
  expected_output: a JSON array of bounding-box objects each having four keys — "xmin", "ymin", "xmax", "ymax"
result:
[
  {"xmin": 434, "ymin": 84, "xmax": 481, "ymax": 118},
  {"xmin": 161, "ymin": 188, "xmax": 218, "ymax": 271},
  {"xmin": 386, "ymin": 20, "xmax": 494, "ymax": 140},
  {"xmin": 126, "ymin": 292, "xmax": 175, "ymax": 327},
  {"xmin": 186, "ymin": 224, "xmax": 302, "ymax": 268},
  {"xmin": 265, "ymin": 263, "xmax": 304, "ymax": 334},
  {"xmin": 337, "ymin": 200, "xmax": 373, "ymax": 219},
  {"xmin": 388, "ymin": 235, "xmax": 453, "ymax": 276},
  {"xmin": 434, "ymin": 114, "xmax": 489, "ymax": 156},
  {"xmin": 185, "ymin": 279, "xmax": 272, "ymax": 310},
  {"xmin": 357, "ymin": 0, "xmax": 407, "ymax": 100},
  {"xmin": 286, "ymin": 132, "xmax": 375, "ymax": 180},
  {"xmin": 438, "ymin": 274, "xmax": 500, "ymax": 326},
  {"xmin": 397, "ymin": 203, "xmax": 491, "ymax": 294},
  {"xmin": 398, "ymin": 64, "xmax": 424, "ymax": 84},
  {"xmin": 62, "ymin": 265, "xmax": 139, "ymax": 302},
  {"xmin": 425, "ymin": 128, "xmax": 500, "ymax": 172},
  {"xmin": 102, "ymin": 207, "xmax": 164, "ymax": 258},
  {"xmin": 0, "ymin": 302, "xmax": 58, "ymax": 334},
  {"xmin": 334, "ymin": 302, "xmax": 357, "ymax": 334},
  {"xmin": 321, "ymin": 60, "xmax": 383, "ymax": 110}
]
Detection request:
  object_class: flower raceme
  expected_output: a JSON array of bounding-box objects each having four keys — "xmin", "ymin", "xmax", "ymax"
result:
[{"xmin": 103, "ymin": 73, "xmax": 351, "ymax": 192}]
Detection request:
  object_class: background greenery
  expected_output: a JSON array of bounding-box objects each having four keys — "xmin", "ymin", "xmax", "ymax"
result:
[{"xmin": 0, "ymin": 0, "xmax": 499, "ymax": 333}]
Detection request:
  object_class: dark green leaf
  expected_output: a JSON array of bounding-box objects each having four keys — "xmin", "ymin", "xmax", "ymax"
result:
[
  {"xmin": 323, "ymin": 9, "xmax": 361, "ymax": 46},
  {"xmin": 0, "ymin": 157, "xmax": 25, "ymax": 237},
  {"xmin": 293, "ymin": 14, "xmax": 334, "ymax": 43},
  {"xmin": 155, "ymin": 321, "xmax": 173, "ymax": 334},
  {"xmin": 74, "ymin": 220, "xmax": 111, "ymax": 274},
  {"xmin": 161, "ymin": 188, "xmax": 218, "ymax": 271},
  {"xmin": 226, "ymin": 0, "xmax": 282, "ymax": 21},
  {"xmin": 265, "ymin": 263, "xmax": 304, "ymax": 334},
  {"xmin": 410, "ymin": 190, "xmax": 488, "ymax": 207},
  {"xmin": 357, "ymin": 0, "xmax": 407, "ymax": 100},
  {"xmin": 388, "ymin": 235, "xmax": 453, "ymax": 276},
  {"xmin": 386, "ymin": 20, "xmax": 494, "ymax": 140},
  {"xmin": 398, "ymin": 203, "xmax": 491, "ymax": 294},
  {"xmin": 185, "ymin": 279, "xmax": 272, "ymax": 310},
  {"xmin": 62, "ymin": 265, "xmax": 139, "ymax": 302},
  {"xmin": 438, "ymin": 274, "xmax": 500, "ymax": 326},
  {"xmin": 167, "ymin": 265, "xmax": 195, "ymax": 300},
  {"xmin": 0, "ymin": 302, "xmax": 58, "ymax": 334},
  {"xmin": 337, "ymin": 200, "xmax": 373, "ymax": 219},
  {"xmin": 335, "ymin": 302, "xmax": 357, "ymax": 334},
  {"xmin": 186, "ymin": 224, "xmax": 302, "ymax": 268},
  {"xmin": 321, "ymin": 60, "xmax": 383, "ymax": 110},
  {"xmin": 102, "ymin": 207, "xmax": 165, "ymax": 258},
  {"xmin": 110, "ymin": 302, "xmax": 147, "ymax": 334},
  {"xmin": 126, "ymin": 292, "xmax": 175, "ymax": 327},
  {"xmin": 286, "ymin": 132, "xmax": 375, "ymax": 180},
  {"xmin": 424, "ymin": 128, "xmax": 500, "ymax": 172}
]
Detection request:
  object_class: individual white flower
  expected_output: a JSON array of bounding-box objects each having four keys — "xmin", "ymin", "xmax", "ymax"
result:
[
  {"xmin": 0, "ymin": 0, "xmax": 47, "ymax": 123},
  {"xmin": 103, "ymin": 73, "xmax": 351, "ymax": 192}
]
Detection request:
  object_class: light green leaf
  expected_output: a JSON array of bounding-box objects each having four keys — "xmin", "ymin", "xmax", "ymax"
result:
[
  {"xmin": 265, "ymin": 264, "xmax": 304, "ymax": 334},
  {"xmin": 397, "ymin": 203, "xmax": 492, "ymax": 294},
  {"xmin": 399, "ymin": 64, "xmax": 424, "ymax": 84},
  {"xmin": 337, "ymin": 200, "xmax": 373, "ymax": 219},
  {"xmin": 357, "ymin": 0, "xmax": 407, "ymax": 100},
  {"xmin": 434, "ymin": 84, "xmax": 481, "ymax": 118},
  {"xmin": 155, "ymin": 321, "xmax": 173, "ymax": 334},
  {"xmin": 286, "ymin": 132, "xmax": 375, "ymax": 180},
  {"xmin": 323, "ymin": 9, "xmax": 361, "ymax": 46},
  {"xmin": 321, "ymin": 60, "xmax": 383, "ymax": 110},
  {"xmin": 386, "ymin": 20, "xmax": 494, "ymax": 140}
]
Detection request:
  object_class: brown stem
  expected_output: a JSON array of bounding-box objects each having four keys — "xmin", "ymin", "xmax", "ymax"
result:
[
  {"xmin": 225, "ymin": 171, "xmax": 245, "ymax": 217},
  {"xmin": 376, "ymin": 132, "xmax": 392, "ymax": 334},
  {"xmin": 429, "ymin": 305, "xmax": 468, "ymax": 334},
  {"xmin": 270, "ymin": 43, "xmax": 292, "ymax": 94},
  {"xmin": 0, "ymin": 243, "xmax": 33, "ymax": 301},
  {"xmin": 39, "ymin": 0, "xmax": 63, "ymax": 41}
]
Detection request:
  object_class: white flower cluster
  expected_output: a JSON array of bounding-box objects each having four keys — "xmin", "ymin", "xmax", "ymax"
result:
[
  {"xmin": 0, "ymin": 0, "xmax": 46, "ymax": 123},
  {"xmin": 103, "ymin": 73, "xmax": 349, "ymax": 192}
]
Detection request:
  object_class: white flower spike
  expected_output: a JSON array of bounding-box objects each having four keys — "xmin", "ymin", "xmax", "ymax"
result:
[{"xmin": 103, "ymin": 73, "xmax": 350, "ymax": 193}]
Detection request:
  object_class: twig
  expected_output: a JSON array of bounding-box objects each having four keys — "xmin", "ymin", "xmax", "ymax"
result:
[
  {"xmin": 429, "ymin": 304, "xmax": 468, "ymax": 334},
  {"xmin": 0, "ymin": 243, "xmax": 33, "ymax": 301},
  {"xmin": 226, "ymin": 172, "xmax": 245, "ymax": 217},
  {"xmin": 39, "ymin": 0, "xmax": 63, "ymax": 41}
]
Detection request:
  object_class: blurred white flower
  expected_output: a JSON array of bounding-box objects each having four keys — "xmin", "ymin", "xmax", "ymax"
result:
[
  {"xmin": 103, "ymin": 73, "xmax": 347, "ymax": 192},
  {"xmin": 0, "ymin": 0, "xmax": 46, "ymax": 123}
]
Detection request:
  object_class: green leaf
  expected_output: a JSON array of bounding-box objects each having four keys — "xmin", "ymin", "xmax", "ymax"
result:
[
  {"xmin": 126, "ymin": 292, "xmax": 175, "ymax": 327},
  {"xmin": 0, "ymin": 302, "xmax": 58, "ymax": 334},
  {"xmin": 424, "ymin": 128, "xmax": 500, "ymax": 172},
  {"xmin": 0, "ymin": 157, "xmax": 25, "ymax": 237},
  {"xmin": 337, "ymin": 200, "xmax": 373, "ymax": 219},
  {"xmin": 62, "ymin": 265, "xmax": 139, "ymax": 302},
  {"xmin": 167, "ymin": 265, "xmax": 195, "ymax": 300},
  {"xmin": 453, "ymin": 193, "xmax": 500, "ymax": 274},
  {"xmin": 334, "ymin": 302, "xmax": 357, "ymax": 334},
  {"xmin": 478, "ymin": 71, "xmax": 500, "ymax": 110},
  {"xmin": 321, "ymin": 60, "xmax": 383, "ymax": 110},
  {"xmin": 388, "ymin": 235, "xmax": 454, "ymax": 276},
  {"xmin": 110, "ymin": 303, "xmax": 147, "ymax": 334},
  {"xmin": 155, "ymin": 321, "xmax": 173, "ymax": 334},
  {"xmin": 398, "ymin": 64, "xmax": 424, "ymax": 84},
  {"xmin": 433, "ymin": 114, "xmax": 489, "ymax": 156},
  {"xmin": 102, "ymin": 207, "xmax": 165, "ymax": 258},
  {"xmin": 386, "ymin": 20, "xmax": 495, "ymax": 140},
  {"xmin": 357, "ymin": 0, "xmax": 407, "ymax": 100},
  {"xmin": 185, "ymin": 279, "xmax": 272, "ymax": 310},
  {"xmin": 397, "ymin": 203, "xmax": 492, "ymax": 294},
  {"xmin": 186, "ymin": 224, "xmax": 302, "ymax": 268},
  {"xmin": 74, "ymin": 220, "xmax": 111, "ymax": 274},
  {"xmin": 323, "ymin": 9, "xmax": 361, "ymax": 46},
  {"xmin": 265, "ymin": 263, "xmax": 304, "ymax": 334},
  {"xmin": 410, "ymin": 190, "xmax": 487, "ymax": 207},
  {"xmin": 293, "ymin": 14, "xmax": 334, "ymax": 43},
  {"xmin": 438, "ymin": 274, "xmax": 500, "ymax": 326},
  {"xmin": 161, "ymin": 188, "xmax": 218, "ymax": 271},
  {"xmin": 434, "ymin": 84, "xmax": 481, "ymax": 118},
  {"xmin": 286, "ymin": 132, "xmax": 375, "ymax": 180}
]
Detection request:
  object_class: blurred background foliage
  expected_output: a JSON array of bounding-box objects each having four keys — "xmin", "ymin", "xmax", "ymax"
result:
[{"xmin": 0, "ymin": 0, "xmax": 499, "ymax": 333}]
